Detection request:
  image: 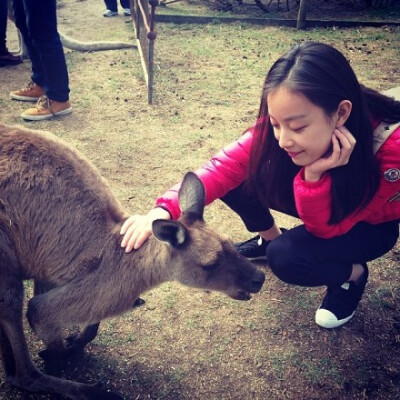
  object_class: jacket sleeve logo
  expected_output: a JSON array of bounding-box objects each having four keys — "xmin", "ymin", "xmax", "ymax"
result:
[{"xmin": 384, "ymin": 168, "xmax": 400, "ymax": 182}]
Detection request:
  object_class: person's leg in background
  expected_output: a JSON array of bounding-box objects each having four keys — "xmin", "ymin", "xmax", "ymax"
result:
[
  {"xmin": 10, "ymin": 0, "xmax": 72, "ymax": 120},
  {"xmin": 120, "ymin": 0, "xmax": 131, "ymax": 16},
  {"xmin": 103, "ymin": 0, "xmax": 118, "ymax": 16},
  {"xmin": 0, "ymin": 0, "xmax": 22, "ymax": 66},
  {"xmin": 10, "ymin": 0, "xmax": 46, "ymax": 99}
]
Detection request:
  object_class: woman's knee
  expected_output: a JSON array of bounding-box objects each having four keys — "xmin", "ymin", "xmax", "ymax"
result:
[{"xmin": 266, "ymin": 237, "xmax": 297, "ymax": 284}]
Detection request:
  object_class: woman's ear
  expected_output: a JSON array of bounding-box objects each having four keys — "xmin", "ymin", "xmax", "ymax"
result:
[{"xmin": 335, "ymin": 100, "xmax": 352, "ymax": 127}]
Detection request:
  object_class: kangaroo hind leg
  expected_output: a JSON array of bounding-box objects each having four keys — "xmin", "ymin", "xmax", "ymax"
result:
[
  {"xmin": 0, "ymin": 267, "xmax": 122, "ymax": 399},
  {"xmin": 1, "ymin": 285, "xmax": 122, "ymax": 398},
  {"xmin": 0, "ymin": 320, "xmax": 16, "ymax": 379},
  {"xmin": 0, "ymin": 271, "xmax": 42, "ymax": 390},
  {"xmin": 0, "ymin": 235, "xmax": 34, "ymax": 382}
]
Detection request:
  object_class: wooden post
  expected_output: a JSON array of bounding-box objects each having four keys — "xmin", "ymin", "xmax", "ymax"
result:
[{"xmin": 296, "ymin": 0, "xmax": 308, "ymax": 29}]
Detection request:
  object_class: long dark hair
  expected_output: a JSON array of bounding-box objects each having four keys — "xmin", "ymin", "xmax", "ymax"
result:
[{"xmin": 248, "ymin": 42, "xmax": 400, "ymax": 223}]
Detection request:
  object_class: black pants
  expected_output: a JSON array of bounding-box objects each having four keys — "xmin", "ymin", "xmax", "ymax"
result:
[
  {"xmin": 104, "ymin": 0, "xmax": 130, "ymax": 11},
  {"xmin": 0, "ymin": 0, "xmax": 7, "ymax": 52},
  {"xmin": 221, "ymin": 183, "xmax": 399, "ymax": 288}
]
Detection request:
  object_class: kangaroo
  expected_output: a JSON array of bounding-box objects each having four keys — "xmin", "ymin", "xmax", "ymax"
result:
[{"xmin": 0, "ymin": 123, "xmax": 265, "ymax": 399}]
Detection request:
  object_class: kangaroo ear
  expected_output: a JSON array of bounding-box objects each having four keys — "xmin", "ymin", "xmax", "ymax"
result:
[
  {"xmin": 178, "ymin": 172, "xmax": 205, "ymax": 221},
  {"xmin": 152, "ymin": 219, "xmax": 188, "ymax": 248}
]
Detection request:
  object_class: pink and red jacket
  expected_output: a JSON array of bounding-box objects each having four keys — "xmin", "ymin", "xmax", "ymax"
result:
[{"xmin": 156, "ymin": 121, "xmax": 400, "ymax": 239}]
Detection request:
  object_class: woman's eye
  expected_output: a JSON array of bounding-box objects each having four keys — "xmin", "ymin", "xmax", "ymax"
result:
[{"xmin": 293, "ymin": 126, "xmax": 306, "ymax": 133}]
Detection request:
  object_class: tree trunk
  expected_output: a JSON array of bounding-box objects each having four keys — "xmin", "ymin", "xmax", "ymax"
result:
[{"xmin": 297, "ymin": 0, "xmax": 308, "ymax": 29}]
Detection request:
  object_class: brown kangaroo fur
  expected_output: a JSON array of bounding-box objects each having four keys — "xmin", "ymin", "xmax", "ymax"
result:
[{"xmin": 0, "ymin": 123, "xmax": 265, "ymax": 400}]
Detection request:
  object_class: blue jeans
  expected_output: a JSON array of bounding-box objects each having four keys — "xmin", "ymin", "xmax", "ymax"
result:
[
  {"xmin": 11, "ymin": 0, "xmax": 70, "ymax": 101},
  {"xmin": 221, "ymin": 183, "xmax": 399, "ymax": 288}
]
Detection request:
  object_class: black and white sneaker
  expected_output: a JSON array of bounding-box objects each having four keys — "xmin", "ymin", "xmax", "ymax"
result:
[
  {"xmin": 235, "ymin": 229, "xmax": 286, "ymax": 261},
  {"xmin": 315, "ymin": 264, "xmax": 369, "ymax": 329},
  {"xmin": 235, "ymin": 235, "xmax": 268, "ymax": 261}
]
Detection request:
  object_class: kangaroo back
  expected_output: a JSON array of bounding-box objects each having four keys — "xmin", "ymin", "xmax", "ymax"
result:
[{"xmin": 0, "ymin": 123, "xmax": 127, "ymax": 281}]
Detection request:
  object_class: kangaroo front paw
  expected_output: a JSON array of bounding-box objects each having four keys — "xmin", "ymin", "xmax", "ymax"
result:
[
  {"xmin": 133, "ymin": 297, "xmax": 145, "ymax": 308},
  {"xmin": 65, "ymin": 331, "xmax": 85, "ymax": 347},
  {"xmin": 39, "ymin": 344, "xmax": 83, "ymax": 361},
  {"xmin": 66, "ymin": 322, "xmax": 100, "ymax": 350}
]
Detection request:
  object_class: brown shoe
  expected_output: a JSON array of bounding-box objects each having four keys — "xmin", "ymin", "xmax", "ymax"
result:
[
  {"xmin": 10, "ymin": 81, "xmax": 46, "ymax": 102},
  {"xmin": 21, "ymin": 96, "xmax": 72, "ymax": 121},
  {"xmin": 0, "ymin": 49, "xmax": 23, "ymax": 66}
]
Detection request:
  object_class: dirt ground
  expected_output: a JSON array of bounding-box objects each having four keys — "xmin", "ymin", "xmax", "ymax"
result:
[{"xmin": 0, "ymin": 0, "xmax": 400, "ymax": 399}]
